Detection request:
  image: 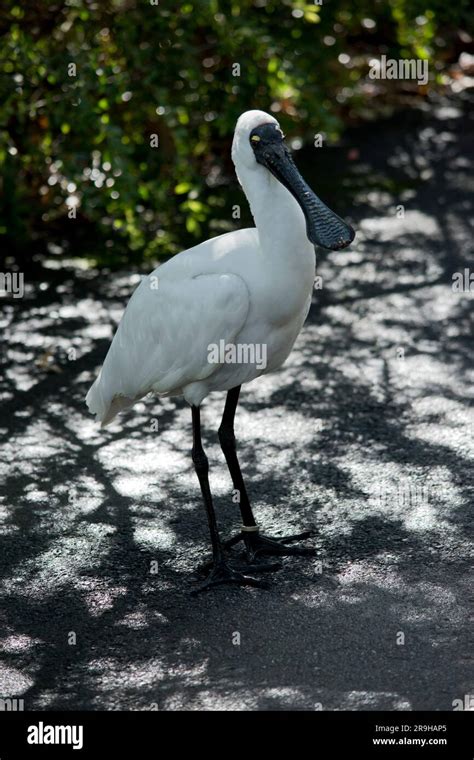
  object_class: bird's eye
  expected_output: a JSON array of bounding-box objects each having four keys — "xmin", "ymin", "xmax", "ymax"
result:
[{"xmin": 251, "ymin": 135, "xmax": 261, "ymax": 142}]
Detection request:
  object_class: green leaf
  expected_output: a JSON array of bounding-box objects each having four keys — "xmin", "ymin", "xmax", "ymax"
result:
[{"xmin": 174, "ymin": 182, "xmax": 192, "ymax": 194}]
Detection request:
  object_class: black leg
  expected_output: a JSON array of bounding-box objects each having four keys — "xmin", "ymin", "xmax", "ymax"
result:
[
  {"xmin": 191, "ymin": 405, "xmax": 266, "ymax": 592},
  {"xmin": 218, "ymin": 385, "xmax": 257, "ymax": 528},
  {"xmin": 192, "ymin": 405, "xmax": 221, "ymax": 562},
  {"xmin": 218, "ymin": 387, "xmax": 316, "ymax": 562}
]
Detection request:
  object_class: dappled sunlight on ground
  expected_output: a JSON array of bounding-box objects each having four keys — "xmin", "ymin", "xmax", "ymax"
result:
[{"xmin": 0, "ymin": 101, "xmax": 472, "ymax": 710}]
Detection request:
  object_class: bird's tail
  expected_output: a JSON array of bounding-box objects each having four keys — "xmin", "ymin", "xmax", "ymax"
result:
[{"xmin": 86, "ymin": 374, "xmax": 136, "ymax": 427}]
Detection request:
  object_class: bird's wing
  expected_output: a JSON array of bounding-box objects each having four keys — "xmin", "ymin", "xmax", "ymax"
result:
[{"xmin": 86, "ymin": 271, "xmax": 250, "ymax": 424}]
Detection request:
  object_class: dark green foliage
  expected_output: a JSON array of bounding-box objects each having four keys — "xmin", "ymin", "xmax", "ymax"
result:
[{"xmin": 0, "ymin": 0, "xmax": 471, "ymax": 267}]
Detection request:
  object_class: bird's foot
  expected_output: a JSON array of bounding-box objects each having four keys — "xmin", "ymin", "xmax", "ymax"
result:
[
  {"xmin": 225, "ymin": 527, "xmax": 316, "ymax": 562},
  {"xmin": 192, "ymin": 556, "xmax": 271, "ymax": 594},
  {"xmin": 197, "ymin": 555, "xmax": 281, "ymax": 575}
]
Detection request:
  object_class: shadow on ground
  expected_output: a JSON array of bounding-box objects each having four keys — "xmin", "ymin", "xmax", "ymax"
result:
[{"xmin": 0, "ymin": 95, "xmax": 472, "ymax": 710}]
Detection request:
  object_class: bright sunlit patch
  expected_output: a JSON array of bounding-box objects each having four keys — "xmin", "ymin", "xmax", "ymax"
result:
[
  {"xmin": 134, "ymin": 525, "xmax": 176, "ymax": 550},
  {"xmin": 0, "ymin": 664, "xmax": 34, "ymax": 695}
]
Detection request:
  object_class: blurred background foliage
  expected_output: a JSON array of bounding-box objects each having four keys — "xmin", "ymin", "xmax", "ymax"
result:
[{"xmin": 0, "ymin": 0, "xmax": 473, "ymax": 269}]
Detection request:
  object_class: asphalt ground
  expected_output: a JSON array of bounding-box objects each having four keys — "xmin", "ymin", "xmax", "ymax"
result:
[{"xmin": 0, "ymin": 97, "xmax": 472, "ymax": 710}]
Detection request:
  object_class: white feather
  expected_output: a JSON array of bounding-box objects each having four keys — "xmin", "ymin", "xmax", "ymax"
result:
[{"xmin": 86, "ymin": 110, "xmax": 316, "ymax": 425}]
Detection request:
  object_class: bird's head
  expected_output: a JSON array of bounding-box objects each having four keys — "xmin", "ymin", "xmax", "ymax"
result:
[{"xmin": 231, "ymin": 109, "xmax": 355, "ymax": 251}]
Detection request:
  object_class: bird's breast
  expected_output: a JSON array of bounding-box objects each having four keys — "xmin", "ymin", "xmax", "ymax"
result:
[{"xmin": 254, "ymin": 246, "xmax": 315, "ymax": 328}]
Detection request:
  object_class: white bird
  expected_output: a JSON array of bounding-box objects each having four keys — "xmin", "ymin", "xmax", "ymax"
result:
[{"xmin": 86, "ymin": 109, "xmax": 355, "ymax": 591}]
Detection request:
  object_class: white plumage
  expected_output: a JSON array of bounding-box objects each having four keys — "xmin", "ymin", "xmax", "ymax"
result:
[
  {"xmin": 86, "ymin": 110, "xmax": 316, "ymax": 425},
  {"xmin": 86, "ymin": 109, "xmax": 355, "ymax": 589}
]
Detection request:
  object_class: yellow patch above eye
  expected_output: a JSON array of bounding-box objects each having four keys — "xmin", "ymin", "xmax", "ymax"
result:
[{"xmin": 251, "ymin": 135, "xmax": 261, "ymax": 142}]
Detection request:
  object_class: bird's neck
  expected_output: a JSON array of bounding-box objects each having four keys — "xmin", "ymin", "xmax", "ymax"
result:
[{"xmin": 237, "ymin": 164, "xmax": 314, "ymax": 264}]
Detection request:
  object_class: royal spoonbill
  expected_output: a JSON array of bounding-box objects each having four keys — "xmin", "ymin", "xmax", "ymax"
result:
[{"xmin": 86, "ymin": 109, "xmax": 355, "ymax": 591}]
